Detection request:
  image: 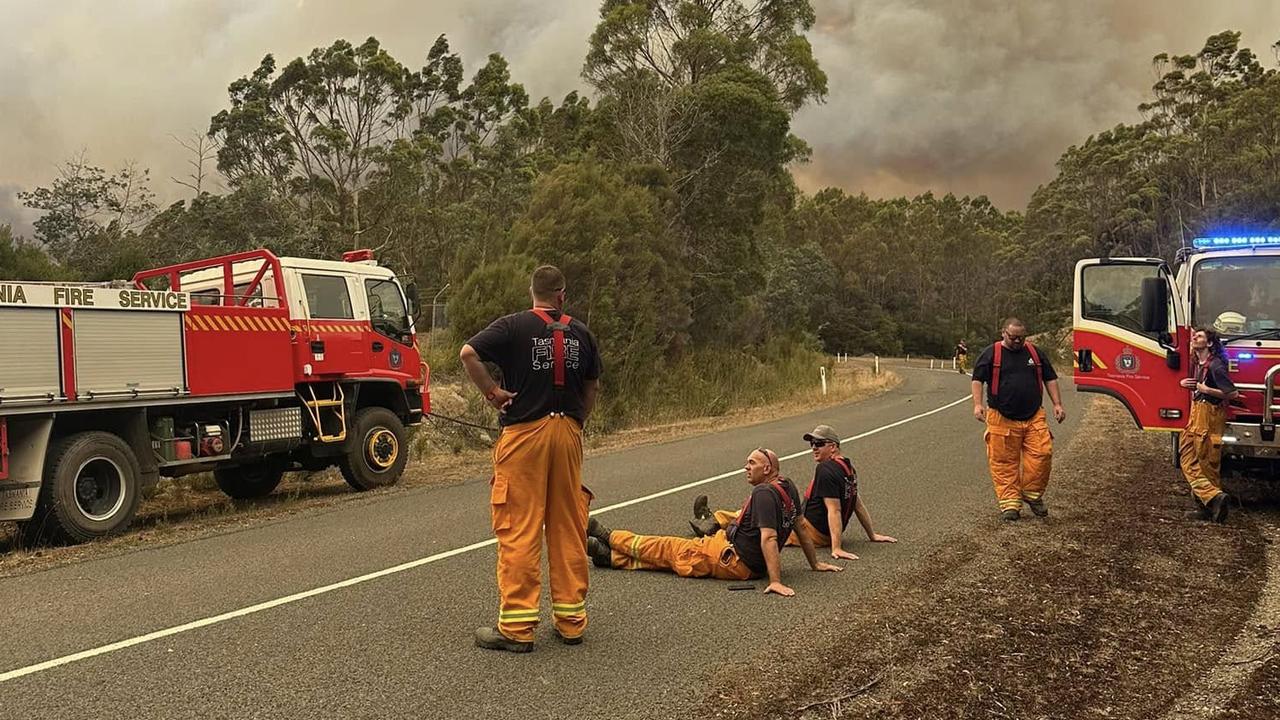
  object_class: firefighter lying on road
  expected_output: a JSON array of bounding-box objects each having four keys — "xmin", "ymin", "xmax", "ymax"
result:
[
  {"xmin": 689, "ymin": 425, "xmax": 896, "ymax": 560},
  {"xmin": 585, "ymin": 448, "xmax": 843, "ymax": 595}
]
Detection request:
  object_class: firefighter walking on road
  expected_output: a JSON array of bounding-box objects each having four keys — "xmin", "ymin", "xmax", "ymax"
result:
[
  {"xmin": 460, "ymin": 265, "xmax": 603, "ymax": 652},
  {"xmin": 955, "ymin": 339, "xmax": 970, "ymax": 374},
  {"xmin": 971, "ymin": 318, "xmax": 1066, "ymax": 521},
  {"xmin": 1179, "ymin": 327, "xmax": 1238, "ymax": 523}
]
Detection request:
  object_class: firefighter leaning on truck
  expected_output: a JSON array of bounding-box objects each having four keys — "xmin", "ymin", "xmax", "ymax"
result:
[
  {"xmin": 971, "ymin": 318, "xmax": 1067, "ymax": 521},
  {"xmin": 1178, "ymin": 326, "xmax": 1237, "ymax": 524},
  {"xmin": 460, "ymin": 265, "xmax": 603, "ymax": 653}
]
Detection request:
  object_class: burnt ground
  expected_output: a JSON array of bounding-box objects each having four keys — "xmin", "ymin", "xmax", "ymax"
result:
[{"xmin": 704, "ymin": 399, "xmax": 1280, "ymax": 720}]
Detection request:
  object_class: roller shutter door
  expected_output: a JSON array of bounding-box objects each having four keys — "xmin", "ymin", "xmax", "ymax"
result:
[
  {"xmin": 0, "ymin": 308, "xmax": 61, "ymax": 400},
  {"xmin": 75, "ymin": 311, "xmax": 184, "ymax": 396}
]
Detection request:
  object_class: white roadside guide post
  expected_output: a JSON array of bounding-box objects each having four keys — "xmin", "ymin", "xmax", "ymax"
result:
[
  {"xmin": 820, "ymin": 366, "xmax": 827, "ymax": 396},
  {"xmin": 874, "ymin": 355, "xmax": 880, "ymax": 375}
]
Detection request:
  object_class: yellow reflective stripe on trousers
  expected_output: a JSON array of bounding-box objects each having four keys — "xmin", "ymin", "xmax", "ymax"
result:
[
  {"xmin": 552, "ymin": 602, "xmax": 586, "ymax": 617},
  {"xmin": 630, "ymin": 535, "xmax": 642, "ymax": 569},
  {"xmin": 499, "ymin": 609, "xmax": 540, "ymax": 620}
]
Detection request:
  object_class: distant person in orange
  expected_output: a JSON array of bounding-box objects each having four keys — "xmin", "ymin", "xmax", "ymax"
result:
[
  {"xmin": 460, "ymin": 265, "xmax": 603, "ymax": 652},
  {"xmin": 970, "ymin": 318, "xmax": 1065, "ymax": 521},
  {"xmin": 955, "ymin": 339, "xmax": 970, "ymax": 373},
  {"xmin": 587, "ymin": 448, "xmax": 843, "ymax": 596},
  {"xmin": 1179, "ymin": 327, "xmax": 1238, "ymax": 523}
]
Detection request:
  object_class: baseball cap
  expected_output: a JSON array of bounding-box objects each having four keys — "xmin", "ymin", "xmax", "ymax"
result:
[{"xmin": 803, "ymin": 425, "xmax": 840, "ymax": 445}]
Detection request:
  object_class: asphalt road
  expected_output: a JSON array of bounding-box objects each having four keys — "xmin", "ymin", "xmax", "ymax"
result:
[{"xmin": 0, "ymin": 364, "xmax": 1081, "ymax": 719}]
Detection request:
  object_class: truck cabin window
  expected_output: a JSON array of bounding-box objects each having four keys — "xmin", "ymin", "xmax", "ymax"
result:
[
  {"xmin": 365, "ymin": 278, "xmax": 410, "ymax": 342},
  {"xmin": 302, "ymin": 274, "xmax": 354, "ymax": 319},
  {"xmin": 1193, "ymin": 256, "xmax": 1280, "ymax": 335},
  {"xmin": 1080, "ymin": 263, "xmax": 1163, "ymax": 336}
]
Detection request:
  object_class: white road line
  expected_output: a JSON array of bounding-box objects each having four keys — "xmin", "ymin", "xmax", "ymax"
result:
[{"xmin": 0, "ymin": 394, "xmax": 970, "ymax": 685}]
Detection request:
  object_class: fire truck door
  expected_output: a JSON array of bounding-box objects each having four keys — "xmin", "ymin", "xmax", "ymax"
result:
[
  {"xmin": 363, "ymin": 277, "xmax": 416, "ymax": 380},
  {"xmin": 298, "ymin": 272, "xmax": 370, "ymax": 376},
  {"xmin": 1073, "ymin": 258, "xmax": 1189, "ymax": 430}
]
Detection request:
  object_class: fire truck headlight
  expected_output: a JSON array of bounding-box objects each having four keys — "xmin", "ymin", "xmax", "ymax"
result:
[{"xmin": 1222, "ymin": 435, "xmax": 1238, "ymax": 443}]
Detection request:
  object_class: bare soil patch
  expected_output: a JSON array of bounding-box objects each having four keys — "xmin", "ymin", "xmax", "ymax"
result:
[
  {"xmin": 0, "ymin": 363, "xmax": 896, "ymax": 576},
  {"xmin": 703, "ymin": 398, "xmax": 1278, "ymax": 719}
]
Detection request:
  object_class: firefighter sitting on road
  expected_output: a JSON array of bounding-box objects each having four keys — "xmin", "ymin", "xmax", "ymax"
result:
[
  {"xmin": 586, "ymin": 448, "xmax": 843, "ymax": 596},
  {"xmin": 1179, "ymin": 327, "xmax": 1238, "ymax": 523},
  {"xmin": 970, "ymin": 318, "xmax": 1066, "ymax": 521},
  {"xmin": 689, "ymin": 425, "xmax": 897, "ymax": 560}
]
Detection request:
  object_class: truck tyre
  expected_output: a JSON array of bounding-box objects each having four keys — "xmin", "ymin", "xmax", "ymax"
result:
[
  {"xmin": 214, "ymin": 461, "xmax": 285, "ymax": 500},
  {"xmin": 339, "ymin": 407, "xmax": 408, "ymax": 491},
  {"xmin": 21, "ymin": 431, "xmax": 142, "ymax": 545}
]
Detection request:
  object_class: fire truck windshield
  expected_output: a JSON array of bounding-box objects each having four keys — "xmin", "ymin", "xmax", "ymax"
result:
[{"xmin": 1194, "ymin": 255, "xmax": 1280, "ymax": 336}]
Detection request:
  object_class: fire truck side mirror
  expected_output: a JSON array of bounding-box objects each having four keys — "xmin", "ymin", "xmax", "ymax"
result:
[
  {"xmin": 404, "ymin": 282, "xmax": 421, "ymax": 318},
  {"xmin": 1165, "ymin": 349, "xmax": 1181, "ymax": 370},
  {"xmin": 1140, "ymin": 277, "xmax": 1169, "ymax": 334}
]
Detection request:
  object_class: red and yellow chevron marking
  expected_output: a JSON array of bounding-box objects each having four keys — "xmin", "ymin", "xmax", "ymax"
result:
[{"xmin": 184, "ymin": 314, "xmax": 294, "ymax": 333}]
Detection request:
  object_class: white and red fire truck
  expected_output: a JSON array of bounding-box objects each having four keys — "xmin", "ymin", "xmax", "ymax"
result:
[
  {"xmin": 1074, "ymin": 235, "xmax": 1280, "ymax": 476},
  {"xmin": 0, "ymin": 248, "xmax": 430, "ymax": 543}
]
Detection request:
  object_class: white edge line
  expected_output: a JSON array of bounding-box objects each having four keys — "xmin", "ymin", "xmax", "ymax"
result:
[{"xmin": 0, "ymin": 394, "xmax": 970, "ymax": 685}]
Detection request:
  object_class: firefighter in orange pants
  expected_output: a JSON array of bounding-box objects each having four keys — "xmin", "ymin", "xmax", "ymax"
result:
[
  {"xmin": 587, "ymin": 449, "xmax": 843, "ymax": 596},
  {"xmin": 971, "ymin": 318, "xmax": 1066, "ymax": 521},
  {"xmin": 461, "ymin": 265, "xmax": 603, "ymax": 652},
  {"xmin": 1179, "ymin": 327, "xmax": 1237, "ymax": 523},
  {"xmin": 690, "ymin": 425, "xmax": 897, "ymax": 559}
]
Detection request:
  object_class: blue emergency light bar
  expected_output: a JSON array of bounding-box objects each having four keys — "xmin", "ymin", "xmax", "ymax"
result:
[{"xmin": 1193, "ymin": 236, "xmax": 1280, "ymax": 249}]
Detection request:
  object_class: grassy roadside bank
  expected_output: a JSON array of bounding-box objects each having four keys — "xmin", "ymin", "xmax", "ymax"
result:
[
  {"xmin": 705, "ymin": 397, "xmax": 1276, "ymax": 719},
  {"xmin": 0, "ymin": 359, "xmax": 898, "ymax": 577}
]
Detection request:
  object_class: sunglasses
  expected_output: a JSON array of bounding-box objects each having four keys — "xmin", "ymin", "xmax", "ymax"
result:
[
  {"xmin": 1004, "ymin": 333, "xmax": 1026, "ymax": 342},
  {"xmin": 809, "ymin": 440, "xmax": 832, "ymax": 449}
]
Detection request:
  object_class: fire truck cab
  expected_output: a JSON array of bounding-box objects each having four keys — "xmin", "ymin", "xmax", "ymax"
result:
[
  {"xmin": 1073, "ymin": 236, "xmax": 1280, "ymax": 477},
  {"xmin": 0, "ymin": 249, "xmax": 430, "ymax": 544}
]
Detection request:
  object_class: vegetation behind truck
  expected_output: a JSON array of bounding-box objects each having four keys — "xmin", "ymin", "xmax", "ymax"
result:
[
  {"xmin": 1073, "ymin": 236, "xmax": 1280, "ymax": 478},
  {"xmin": 0, "ymin": 249, "xmax": 430, "ymax": 543}
]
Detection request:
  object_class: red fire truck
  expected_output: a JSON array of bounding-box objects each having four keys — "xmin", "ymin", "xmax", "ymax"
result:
[
  {"xmin": 0, "ymin": 248, "xmax": 429, "ymax": 543},
  {"xmin": 1073, "ymin": 235, "xmax": 1280, "ymax": 476}
]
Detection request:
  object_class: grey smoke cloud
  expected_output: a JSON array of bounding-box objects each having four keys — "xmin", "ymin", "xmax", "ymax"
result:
[
  {"xmin": 794, "ymin": 0, "xmax": 1280, "ymax": 208},
  {"xmin": 0, "ymin": 0, "xmax": 1277, "ymax": 237}
]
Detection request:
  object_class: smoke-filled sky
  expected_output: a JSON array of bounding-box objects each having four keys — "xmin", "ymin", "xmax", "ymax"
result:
[{"xmin": 1, "ymin": 0, "xmax": 1278, "ymax": 238}]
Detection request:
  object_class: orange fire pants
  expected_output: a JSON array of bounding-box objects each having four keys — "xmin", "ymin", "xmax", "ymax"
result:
[
  {"xmin": 606, "ymin": 529, "xmax": 755, "ymax": 580},
  {"xmin": 984, "ymin": 408, "xmax": 1053, "ymax": 513},
  {"xmin": 1179, "ymin": 400, "xmax": 1226, "ymax": 505},
  {"xmin": 491, "ymin": 413, "xmax": 590, "ymax": 643},
  {"xmin": 707, "ymin": 507, "xmax": 827, "ymax": 548}
]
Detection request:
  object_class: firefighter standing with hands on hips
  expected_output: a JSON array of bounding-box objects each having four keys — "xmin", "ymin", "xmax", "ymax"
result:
[
  {"xmin": 587, "ymin": 448, "xmax": 843, "ymax": 595},
  {"xmin": 460, "ymin": 265, "xmax": 603, "ymax": 653},
  {"xmin": 971, "ymin": 318, "xmax": 1066, "ymax": 521},
  {"xmin": 1178, "ymin": 326, "xmax": 1238, "ymax": 523}
]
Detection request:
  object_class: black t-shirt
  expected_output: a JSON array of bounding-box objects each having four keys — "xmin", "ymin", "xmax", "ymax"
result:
[
  {"xmin": 971, "ymin": 342, "xmax": 1059, "ymax": 421},
  {"xmin": 802, "ymin": 457, "xmax": 857, "ymax": 537},
  {"xmin": 466, "ymin": 309, "xmax": 602, "ymax": 426},
  {"xmin": 731, "ymin": 478, "xmax": 803, "ymax": 576},
  {"xmin": 955, "ymin": 344, "xmax": 968, "ymax": 356},
  {"xmin": 1194, "ymin": 356, "xmax": 1236, "ymax": 405}
]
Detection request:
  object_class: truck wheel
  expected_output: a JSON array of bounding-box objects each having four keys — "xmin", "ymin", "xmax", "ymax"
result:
[
  {"xmin": 339, "ymin": 407, "xmax": 408, "ymax": 491},
  {"xmin": 22, "ymin": 431, "xmax": 141, "ymax": 545},
  {"xmin": 214, "ymin": 461, "xmax": 285, "ymax": 499}
]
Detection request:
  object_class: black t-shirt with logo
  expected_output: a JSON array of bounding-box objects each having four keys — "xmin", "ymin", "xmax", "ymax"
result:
[
  {"xmin": 731, "ymin": 478, "xmax": 803, "ymax": 576},
  {"xmin": 1194, "ymin": 356, "xmax": 1236, "ymax": 406},
  {"xmin": 971, "ymin": 343, "xmax": 1059, "ymax": 421},
  {"xmin": 802, "ymin": 457, "xmax": 857, "ymax": 537},
  {"xmin": 466, "ymin": 309, "xmax": 602, "ymax": 426}
]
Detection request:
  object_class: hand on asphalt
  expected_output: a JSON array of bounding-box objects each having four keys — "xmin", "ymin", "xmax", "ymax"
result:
[
  {"xmin": 764, "ymin": 582, "xmax": 796, "ymax": 596},
  {"xmin": 870, "ymin": 533, "xmax": 898, "ymax": 543},
  {"xmin": 812, "ymin": 562, "xmax": 843, "ymax": 573},
  {"xmin": 831, "ymin": 549, "xmax": 860, "ymax": 560}
]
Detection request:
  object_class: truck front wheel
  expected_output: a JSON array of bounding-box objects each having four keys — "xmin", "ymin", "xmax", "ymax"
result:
[
  {"xmin": 22, "ymin": 431, "xmax": 142, "ymax": 545},
  {"xmin": 339, "ymin": 407, "xmax": 408, "ymax": 491},
  {"xmin": 214, "ymin": 461, "xmax": 285, "ymax": 499}
]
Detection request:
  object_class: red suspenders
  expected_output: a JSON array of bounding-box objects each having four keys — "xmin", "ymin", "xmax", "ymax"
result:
[
  {"xmin": 990, "ymin": 341, "xmax": 1043, "ymax": 398},
  {"xmin": 726, "ymin": 480, "xmax": 795, "ymax": 542},
  {"xmin": 530, "ymin": 308, "xmax": 574, "ymax": 389}
]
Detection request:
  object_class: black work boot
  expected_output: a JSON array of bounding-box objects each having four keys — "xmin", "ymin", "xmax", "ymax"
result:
[
  {"xmin": 1024, "ymin": 497, "xmax": 1049, "ymax": 517},
  {"xmin": 689, "ymin": 517, "xmax": 720, "ymax": 538},
  {"xmin": 692, "ymin": 494, "xmax": 711, "ymax": 520},
  {"xmin": 586, "ymin": 536, "xmax": 612, "ymax": 568},
  {"xmin": 587, "ymin": 517, "xmax": 612, "ymax": 544},
  {"xmin": 1207, "ymin": 493, "xmax": 1231, "ymax": 524},
  {"xmin": 1185, "ymin": 498, "xmax": 1211, "ymax": 521},
  {"xmin": 1000, "ymin": 509, "xmax": 1020, "ymax": 522},
  {"xmin": 555, "ymin": 629, "xmax": 583, "ymax": 646},
  {"xmin": 474, "ymin": 627, "xmax": 533, "ymax": 653}
]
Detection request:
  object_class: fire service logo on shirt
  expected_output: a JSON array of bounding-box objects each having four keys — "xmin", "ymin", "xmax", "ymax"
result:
[{"xmin": 1116, "ymin": 347, "xmax": 1140, "ymax": 374}]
